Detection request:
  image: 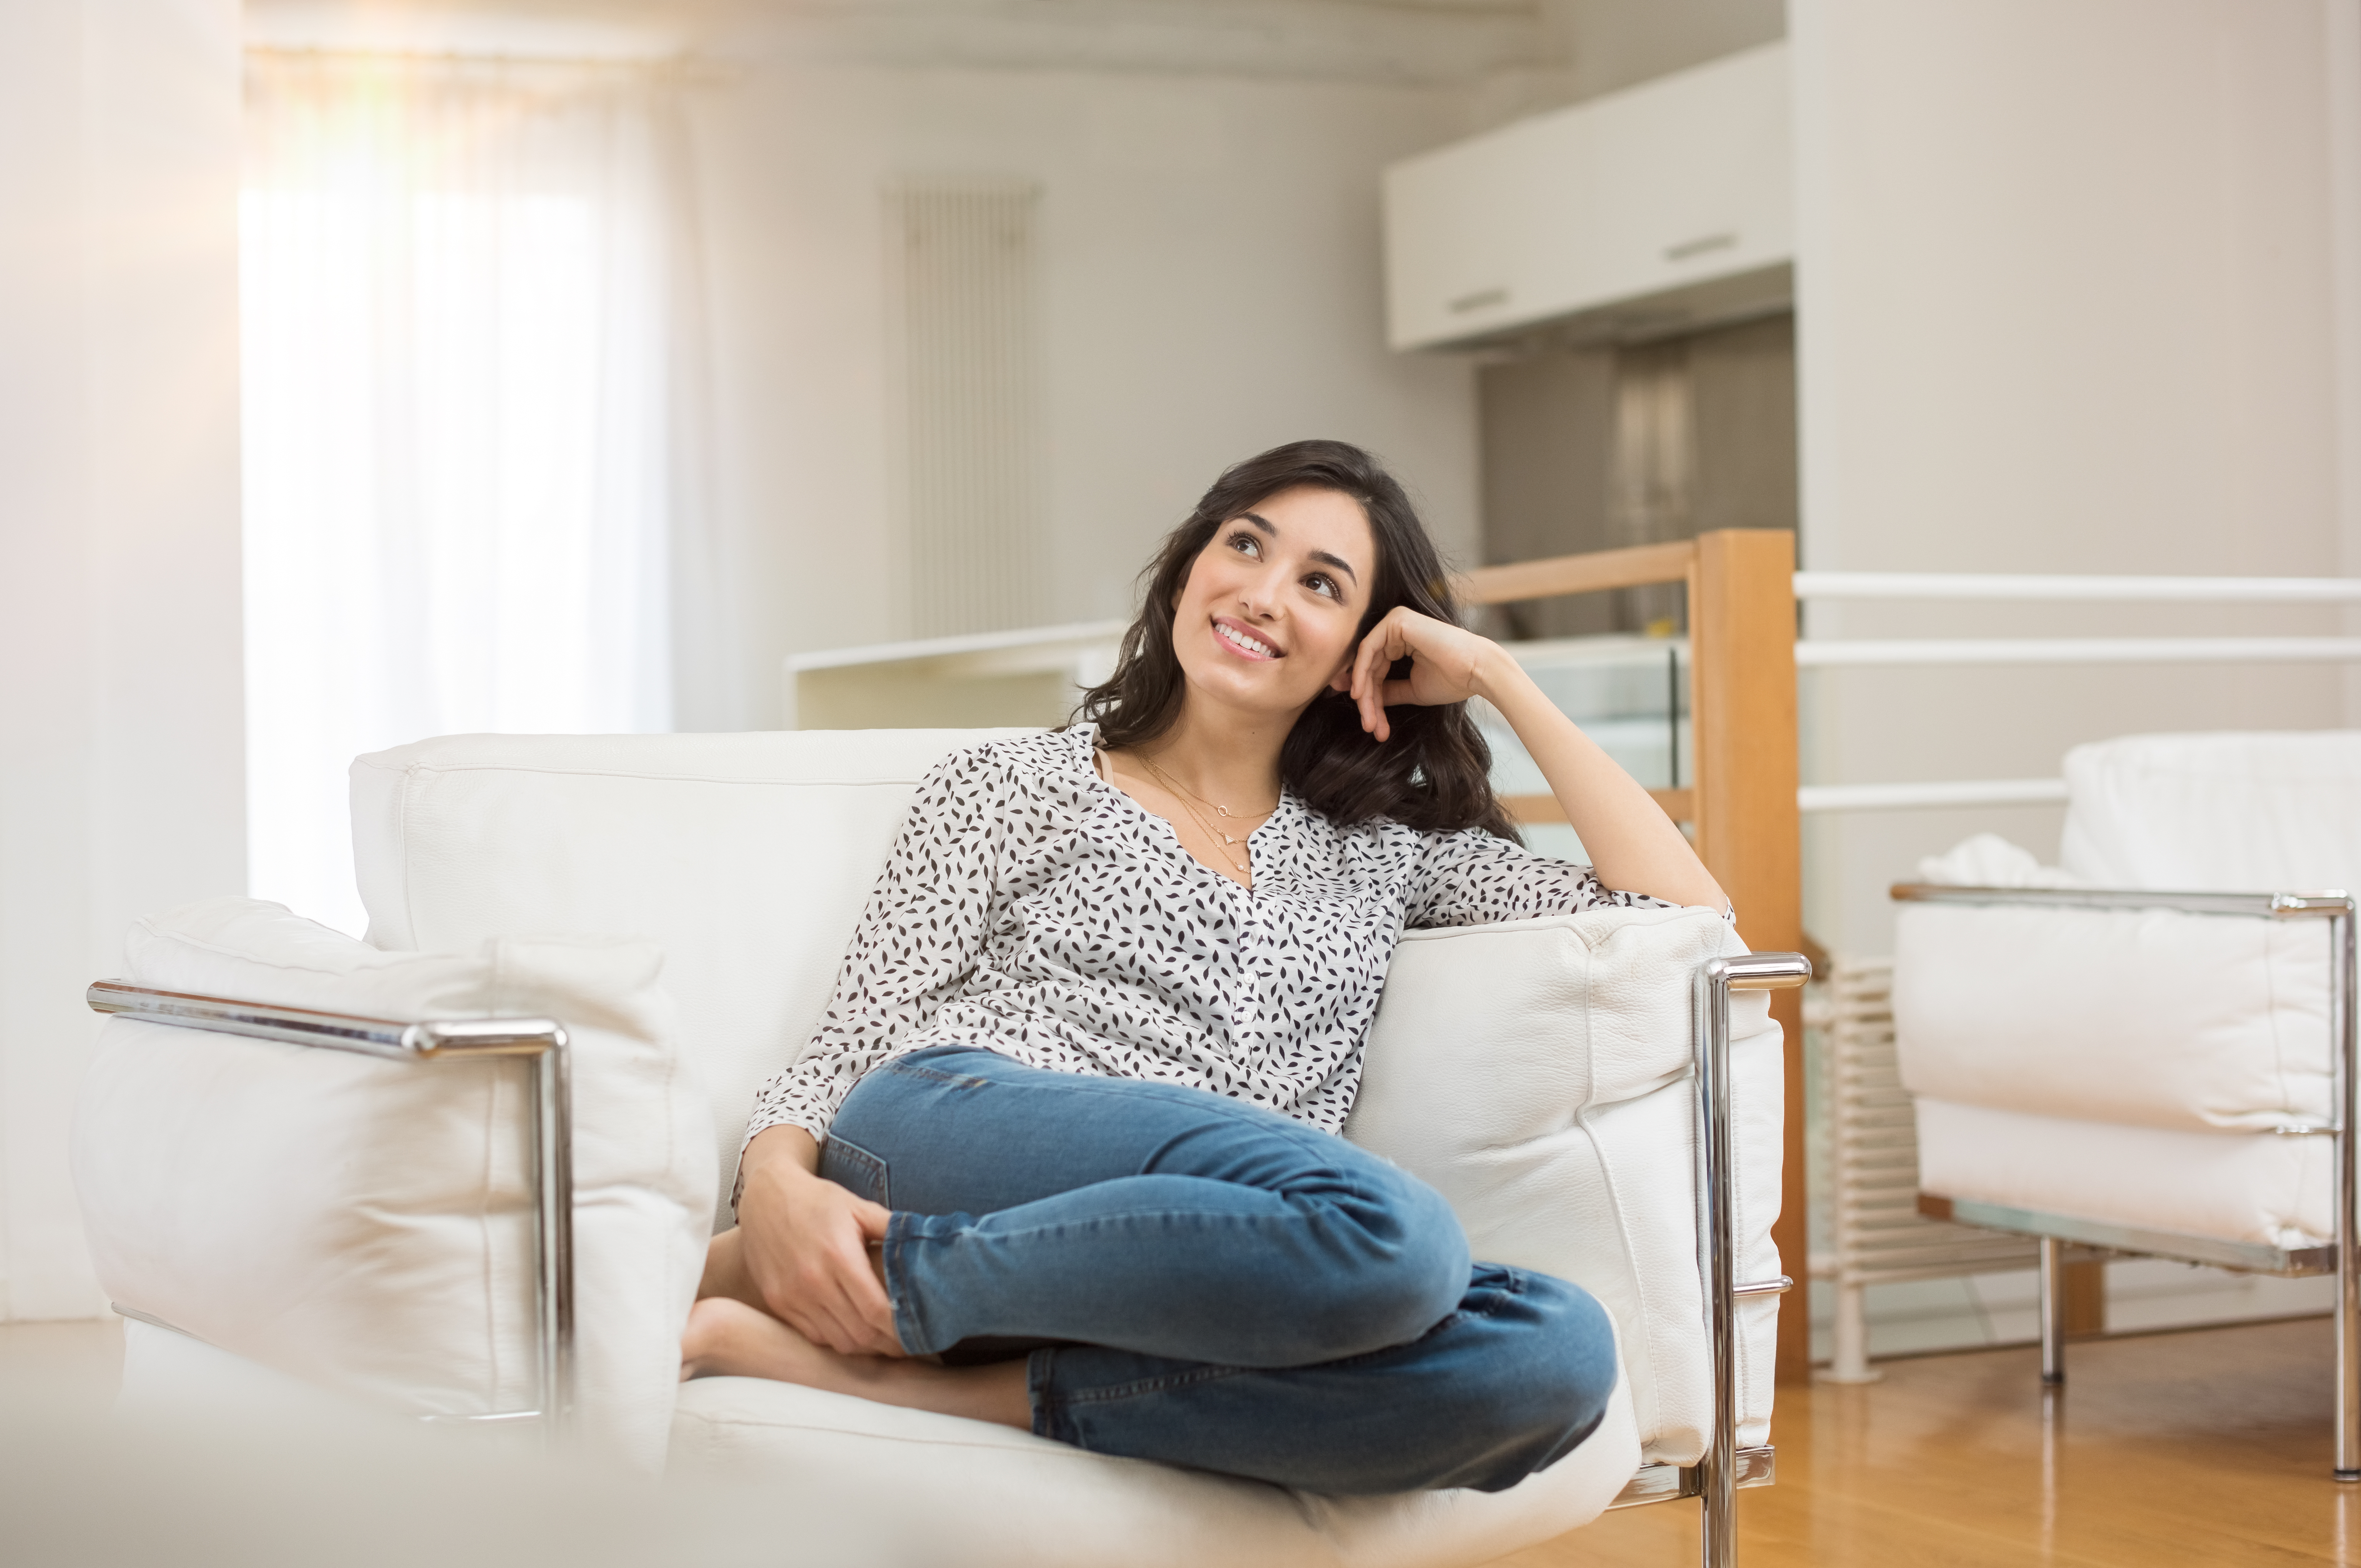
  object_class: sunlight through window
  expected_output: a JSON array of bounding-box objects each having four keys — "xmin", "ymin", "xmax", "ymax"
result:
[{"xmin": 241, "ymin": 50, "xmax": 678, "ymax": 933}]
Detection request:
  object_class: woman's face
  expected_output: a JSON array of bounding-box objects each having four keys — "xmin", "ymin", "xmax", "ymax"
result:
[{"xmin": 1169, "ymin": 484, "xmax": 1378, "ymax": 724}]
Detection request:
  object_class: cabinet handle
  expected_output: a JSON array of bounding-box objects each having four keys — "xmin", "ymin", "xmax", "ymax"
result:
[{"xmin": 1664, "ymin": 233, "xmax": 1737, "ymax": 262}]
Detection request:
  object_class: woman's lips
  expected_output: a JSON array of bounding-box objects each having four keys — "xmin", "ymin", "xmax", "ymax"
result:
[{"xmin": 1214, "ymin": 617, "xmax": 1281, "ymax": 661}]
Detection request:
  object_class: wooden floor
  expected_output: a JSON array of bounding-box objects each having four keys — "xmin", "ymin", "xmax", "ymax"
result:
[{"xmin": 1504, "ymin": 1316, "xmax": 2354, "ymax": 1566}]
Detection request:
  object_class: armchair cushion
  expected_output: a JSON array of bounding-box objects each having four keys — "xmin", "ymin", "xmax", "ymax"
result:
[
  {"xmin": 71, "ymin": 898, "xmax": 715, "ymax": 1469},
  {"xmin": 1343, "ymin": 904, "xmax": 1780, "ymax": 1461},
  {"xmin": 1914, "ymin": 1098, "xmax": 2332, "ymax": 1250},
  {"xmin": 1893, "ymin": 898, "xmax": 2333, "ymax": 1133}
]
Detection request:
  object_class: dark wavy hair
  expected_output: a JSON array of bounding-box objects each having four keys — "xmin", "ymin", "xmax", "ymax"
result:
[{"xmin": 1071, "ymin": 440, "xmax": 1517, "ymax": 841}]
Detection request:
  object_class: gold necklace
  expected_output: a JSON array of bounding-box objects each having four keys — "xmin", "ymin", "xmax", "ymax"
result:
[
  {"xmin": 1167, "ymin": 793, "xmax": 1253, "ymax": 877},
  {"xmin": 1137, "ymin": 754, "xmax": 1278, "ymax": 834},
  {"xmin": 1115, "ymin": 758, "xmax": 1254, "ymax": 876}
]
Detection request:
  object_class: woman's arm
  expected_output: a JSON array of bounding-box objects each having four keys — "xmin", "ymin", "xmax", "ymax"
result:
[{"xmin": 1345, "ymin": 607, "xmax": 1727, "ymax": 911}]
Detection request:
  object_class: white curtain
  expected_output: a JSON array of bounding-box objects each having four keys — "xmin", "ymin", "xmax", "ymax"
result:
[{"xmin": 242, "ymin": 49, "xmax": 699, "ymax": 935}]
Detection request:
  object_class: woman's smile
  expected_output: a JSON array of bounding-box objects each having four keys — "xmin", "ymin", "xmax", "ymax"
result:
[{"xmin": 1214, "ymin": 616, "xmax": 1282, "ymax": 661}]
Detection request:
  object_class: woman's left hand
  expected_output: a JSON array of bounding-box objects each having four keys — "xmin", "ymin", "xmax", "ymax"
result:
[{"xmin": 1337, "ymin": 607, "xmax": 1501, "ymax": 743}]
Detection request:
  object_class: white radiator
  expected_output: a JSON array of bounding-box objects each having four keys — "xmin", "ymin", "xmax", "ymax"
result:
[
  {"xmin": 885, "ymin": 177, "xmax": 1044, "ymax": 639},
  {"xmin": 1822, "ymin": 958, "xmax": 2038, "ymax": 1380}
]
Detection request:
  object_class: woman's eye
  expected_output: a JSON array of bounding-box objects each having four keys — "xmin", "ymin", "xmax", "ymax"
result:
[
  {"xmin": 1305, "ymin": 574, "xmax": 1338, "ymax": 600},
  {"xmin": 1227, "ymin": 532, "xmax": 1260, "ymax": 557}
]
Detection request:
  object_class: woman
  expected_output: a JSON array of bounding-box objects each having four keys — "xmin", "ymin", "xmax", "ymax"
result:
[{"xmin": 686, "ymin": 440, "xmax": 1727, "ymax": 1495}]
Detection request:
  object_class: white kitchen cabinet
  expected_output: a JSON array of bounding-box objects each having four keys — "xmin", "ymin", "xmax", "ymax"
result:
[{"xmin": 1384, "ymin": 42, "xmax": 1792, "ymax": 352}]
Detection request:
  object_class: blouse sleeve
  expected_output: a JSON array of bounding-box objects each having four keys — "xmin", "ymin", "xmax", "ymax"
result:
[
  {"xmin": 1403, "ymin": 824, "xmax": 1681, "ymax": 930},
  {"xmin": 739, "ymin": 746, "xmax": 1011, "ymax": 1156}
]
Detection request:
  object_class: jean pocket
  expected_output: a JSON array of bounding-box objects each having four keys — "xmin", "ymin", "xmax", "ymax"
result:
[{"xmin": 821, "ymin": 1134, "xmax": 890, "ymax": 1208}]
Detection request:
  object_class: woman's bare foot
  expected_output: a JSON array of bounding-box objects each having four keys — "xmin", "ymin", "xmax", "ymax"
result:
[
  {"xmin": 698, "ymin": 1229, "xmax": 762, "ymax": 1310},
  {"xmin": 679, "ymin": 1297, "xmax": 1031, "ymax": 1430}
]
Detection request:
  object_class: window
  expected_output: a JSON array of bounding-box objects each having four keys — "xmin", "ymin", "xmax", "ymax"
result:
[{"xmin": 241, "ymin": 50, "xmax": 687, "ymax": 933}]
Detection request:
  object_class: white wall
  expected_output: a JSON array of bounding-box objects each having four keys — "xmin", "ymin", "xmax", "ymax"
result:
[
  {"xmin": 684, "ymin": 58, "xmax": 1482, "ymax": 726},
  {"xmin": 1792, "ymin": 0, "xmax": 2361, "ymax": 957},
  {"xmin": 0, "ymin": 0, "xmax": 247, "ymax": 1320}
]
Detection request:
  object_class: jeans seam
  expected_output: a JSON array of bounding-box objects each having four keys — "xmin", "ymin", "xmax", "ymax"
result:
[
  {"xmin": 919, "ymin": 1207, "xmax": 1388, "ymax": 1250},
  {"xmin": 875, "ymin": 1060, "xmax": 993, "ymax": 1089},
  {"xmin": 883, "ymin": 1216, "xmax": 932, "ymax": 1355},
  {"xmin": 1041, "ymin": 1360, "xmax": 1255, "ymax": 1409}
]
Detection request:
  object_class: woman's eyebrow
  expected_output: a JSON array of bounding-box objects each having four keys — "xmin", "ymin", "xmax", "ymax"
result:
[
  {"xmin": 1308, "ymin": 550, "xmax": 1360, "ymax": 583},
  {"xmin": 1235, "ymin": 511, "xmax": 1361, "ymax": 584}
]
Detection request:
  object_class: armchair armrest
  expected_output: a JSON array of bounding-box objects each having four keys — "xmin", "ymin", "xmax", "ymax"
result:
[
  {"xmin": 1888, "ymin": 882, "xmax": 2349, "ymax": 1135},
  {"xmin": 1891, "ymin": 881, "xmax": 2355, "ymax": 919},
  {"xmin": 71, "ymin": 898, "xmax": 712, "ymax": 1471},
  {"xmin": 85, "ymin": 981, "xmax": 578, "ymax": 1438}
]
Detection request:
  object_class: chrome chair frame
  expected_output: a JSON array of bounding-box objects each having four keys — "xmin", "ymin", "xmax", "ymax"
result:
[
  {"xmin": 86, "ymin": 952, "xmax": 1810, "ymax": 1564},
  {"xmin": 1889, "ymin": 882, "xmax": 2356, "ymax": 1481}
]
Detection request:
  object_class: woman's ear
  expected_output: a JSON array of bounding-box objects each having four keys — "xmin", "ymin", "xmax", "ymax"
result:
[{"xmin": 1328, "ymin": 650, "xmax": 1356, "ymax": 693}]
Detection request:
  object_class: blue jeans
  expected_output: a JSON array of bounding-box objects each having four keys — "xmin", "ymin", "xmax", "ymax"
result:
[{"xmin": 823, "ymin": 1045, "xmax": 1616, "ymax": 1495}]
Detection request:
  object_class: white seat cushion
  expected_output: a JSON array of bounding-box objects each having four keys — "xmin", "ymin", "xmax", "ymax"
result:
[
  {"xmin": 1914, "ymin": 1097, "xmax": 2332, "ymax": 1250},
  {"xmin": 2058, "ymin": 730, "xmax": 2361, "ymax": 891},
  {"xmin": 72, "ymin": 898, "xmax": 714, "ymax": 1469},
  {"xmin": 667, "ymin": 1362, "xmax": 1641, "ymax": 1568},
  {"xmin": 352, "ymin": 730, "xmax": 1033, "ymax": 1232},
  {"xmin": 1346, "ymin": 904, "xmax": 1779, "ymax": 1462}
]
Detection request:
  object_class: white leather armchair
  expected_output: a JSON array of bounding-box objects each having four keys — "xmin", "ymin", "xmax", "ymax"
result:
[
  {"xmin": 1891, "ymin": 731, "xmax": 2356, "ymax": 1480},
  {"xmin": 72, "ymin": 729, "xmax": 1801, "ymax": 1565}
]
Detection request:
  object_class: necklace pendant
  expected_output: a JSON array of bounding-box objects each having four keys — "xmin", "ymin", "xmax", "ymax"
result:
[
  {"xmin": 1222, "ymin": 833, "xmax": 1237, "ymax": 844},
  {"xmin": 1215, "ymin": 804, "xmax": 1234, "ymax": 817}
]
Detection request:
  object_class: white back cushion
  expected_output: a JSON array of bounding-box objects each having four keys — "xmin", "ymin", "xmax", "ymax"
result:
[
  {"xmin": 1344, "ymin": 905, "xmax": 1780, "ymax": 1464},
  {"xmin": 1894, "ymin": 900, "xmax": 2333, "ymax": 1133},
  {"xmin": 72, "ymin": 898, "xmax": 714, "ymax": 1470},
  {"xmin": 352, "ymin": 731, "xmax": 1031, "ymax": 1228},
  {"xmin": 2059, "ymin": 731, "xmax": 2361, "ymax": 890}
]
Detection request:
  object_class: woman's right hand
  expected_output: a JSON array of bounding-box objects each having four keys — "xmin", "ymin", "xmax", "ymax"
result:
[{"xmin": 733, "ymin": 1126, "xmax": 902, "ymax": 1356}]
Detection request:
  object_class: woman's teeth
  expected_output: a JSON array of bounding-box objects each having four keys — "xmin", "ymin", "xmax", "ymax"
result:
[{"xmin": 1218, "ymin": 622, "xmax": 1278, "ymax": 658}]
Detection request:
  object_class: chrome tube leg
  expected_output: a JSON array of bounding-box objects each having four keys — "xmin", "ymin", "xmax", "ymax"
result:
[
  {"xmin": 533, "ymin": 1041, "xmax": 578, "ymax": 1444},
  {"xmin": 1687, "ymin": 951, "xmax": 1809, "ymax": 1568},
  {"xmin": 2039, "ymin": 1236, "xmax": 2067, "ymax": 1387},
  {"xmin": 2336, "ymin": 909, "xmax": 2358, "ymax": 1481},
  {"xmin": 1692, "ymin": 963, "xmax": 1738, "ymax": 1568}
]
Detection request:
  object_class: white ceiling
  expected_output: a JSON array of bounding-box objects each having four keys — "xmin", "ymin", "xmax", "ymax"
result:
[
  {"xmin": 246, "ymin": 0, "xmax": 1553, "ymax": 82},
  {"xmin": 242, "ymin": 0, "xmax": 1781, "ymax": 93}
]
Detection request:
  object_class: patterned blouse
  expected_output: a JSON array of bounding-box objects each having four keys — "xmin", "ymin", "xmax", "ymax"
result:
[{"xmin": 744, "ymin": 725, "xmax": 1675, "ymax": 1148}]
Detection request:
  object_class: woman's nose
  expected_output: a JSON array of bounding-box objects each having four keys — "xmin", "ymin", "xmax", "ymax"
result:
[{"xmin": 1239, "ymin": 573, "xmax": 1281, "ymax": 620}]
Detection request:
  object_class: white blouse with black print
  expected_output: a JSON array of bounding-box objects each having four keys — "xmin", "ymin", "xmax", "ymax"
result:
[{"xmin": 743, "ymin": 725, "xmax": 1681, "ymax": 1150}]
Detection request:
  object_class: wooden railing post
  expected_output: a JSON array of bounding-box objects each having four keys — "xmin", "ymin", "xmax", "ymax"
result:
[{"xmin": 1690, "ymin": 529, "xmax": 1808, "ymax": 1384}]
